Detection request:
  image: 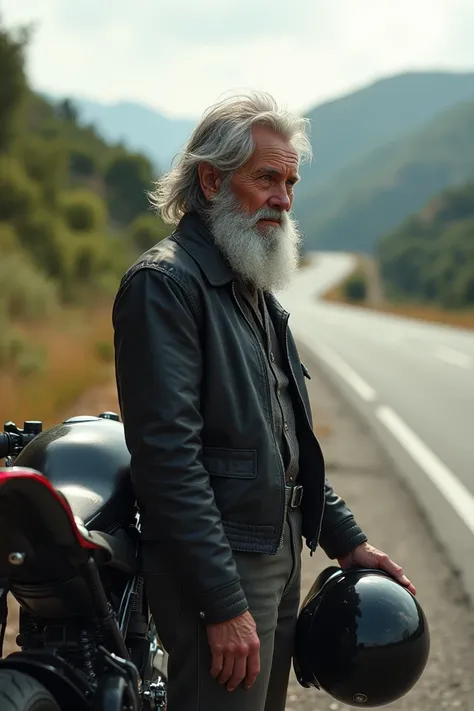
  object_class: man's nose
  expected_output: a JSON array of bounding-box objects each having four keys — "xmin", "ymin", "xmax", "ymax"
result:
[{"xmin": 268, "ymin": 192, "xmax": 291, "ymax": 211}]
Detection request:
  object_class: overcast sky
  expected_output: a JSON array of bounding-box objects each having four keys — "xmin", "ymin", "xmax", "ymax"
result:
[{"xmin": 2, "ymin": 0, "xmax": 474, "ymax": 119}]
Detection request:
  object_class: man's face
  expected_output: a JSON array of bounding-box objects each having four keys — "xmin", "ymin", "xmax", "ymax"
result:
[
  {"xmin": 205, "ymin": 125, "xmax": 302, "ymax": 293},
  {"xmin": 230, "ymin": 124, "xmax": 300, "ymax": 233}
]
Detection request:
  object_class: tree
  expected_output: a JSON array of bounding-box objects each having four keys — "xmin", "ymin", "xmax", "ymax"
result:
[
  {"xmin": 70, "ymin": 149, "xmax": 97, "ymax": 177},
  {"xmin": 55, "ymin": 98, "xmax": 79, "ymax": 124},
  {"xmin": 130, "ymin": 213, "xmax": 169, "ymax": 252},
  {"xmin": 18, "ymin": 134, "xmax": 68, "ymax": 209},
  {"xmin": 0, "ymin": 17, "xmax": 29, "ymax": 150},
  {"xmin": 105, "ymin": 152, "xmax": 155, "ymax": 225},
  {"xmin": 15, "ymin": 208, "xmax": 69, "ymax": 281},
  {"xmin": 61, "ymin": 189, "xmax": 107, "ymax": 232},
  {"xmin": 0, "ymin": 154, "xmax": 40, "ymax": 220}
]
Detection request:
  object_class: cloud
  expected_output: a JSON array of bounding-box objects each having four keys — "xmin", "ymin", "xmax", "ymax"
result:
[{"xmin": 2, "ymin": 0, "xmax": 474, "ymax": 118}]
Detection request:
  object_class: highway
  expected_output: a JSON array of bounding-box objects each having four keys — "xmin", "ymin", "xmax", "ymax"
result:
[{"xmin": 279, "ymin": 253, "xmax": 474, "ymax": 598}]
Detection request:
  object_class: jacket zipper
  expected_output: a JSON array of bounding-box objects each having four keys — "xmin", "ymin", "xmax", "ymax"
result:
[
  {"xmin": 231, "ymin": 282, "xmax": 287, "ymax": 550},
  {"xmin": 282, "ymin": 316, "xmax": 323, "ymax": 554}
]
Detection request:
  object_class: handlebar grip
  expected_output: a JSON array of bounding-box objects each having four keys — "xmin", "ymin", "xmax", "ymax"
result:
[{"xmin": 0, "ymin": 433, "xmax": 10, "ymax": 459}]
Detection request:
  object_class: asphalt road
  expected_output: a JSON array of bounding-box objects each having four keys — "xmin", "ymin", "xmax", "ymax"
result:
[{"xmin": 279, "ymin": 253, "xmax": 474, "ymax": 601}]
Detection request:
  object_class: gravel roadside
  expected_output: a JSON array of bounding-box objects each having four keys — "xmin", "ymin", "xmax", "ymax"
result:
[{"xmin": 288, "ymin": 342, "xmax": 474, "ymax": 711}]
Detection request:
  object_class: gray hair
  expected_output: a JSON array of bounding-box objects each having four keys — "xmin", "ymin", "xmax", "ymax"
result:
[{"xmin": 149, "ymin": 90, "xmax": 312, "ymax": 225}]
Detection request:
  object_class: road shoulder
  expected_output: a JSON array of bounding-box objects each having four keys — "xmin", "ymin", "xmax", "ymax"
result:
[{"xmin": 287, "ymin": 342, "xmax": 474, "ymax": 711}]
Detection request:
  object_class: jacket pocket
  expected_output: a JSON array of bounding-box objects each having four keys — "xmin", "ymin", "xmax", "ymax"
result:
[{"xmin": 202, "ymin": 447, "xmax": 257, "ymax": 480}]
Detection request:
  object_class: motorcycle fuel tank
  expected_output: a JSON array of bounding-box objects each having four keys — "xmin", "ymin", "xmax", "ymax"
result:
[{"xmin": 15, "ymin": 415, "xmax": 135, "ymax": 532}]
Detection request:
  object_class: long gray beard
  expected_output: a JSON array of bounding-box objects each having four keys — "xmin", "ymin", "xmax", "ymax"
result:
[{"xmin": 207, "ymin": 182, "xmax": 302, "ymax": 293}]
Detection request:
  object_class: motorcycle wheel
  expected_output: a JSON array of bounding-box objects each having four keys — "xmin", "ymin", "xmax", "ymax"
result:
[{"xmin": 0, "ymin": 670, "xmax": 60, "ymax": 711}]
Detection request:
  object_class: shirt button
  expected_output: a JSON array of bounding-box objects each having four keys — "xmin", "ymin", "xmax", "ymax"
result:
[
  {"xmin": 284, "ymin": 422, "xmax": 289, "ymax": 432},
  {"xmin": 270, "ymin": 352, "xmax": 275, "ymax": 362}
]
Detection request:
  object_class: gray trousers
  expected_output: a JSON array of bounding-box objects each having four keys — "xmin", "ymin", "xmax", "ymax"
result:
[{"xmin": 142, "ymin": 507, "xmax": 303, "ymax": 711}]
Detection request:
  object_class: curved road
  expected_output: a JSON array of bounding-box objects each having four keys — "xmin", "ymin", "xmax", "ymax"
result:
[{"xmin": 279, "ymin": 253, "xmax": 474, "ymax": 598}]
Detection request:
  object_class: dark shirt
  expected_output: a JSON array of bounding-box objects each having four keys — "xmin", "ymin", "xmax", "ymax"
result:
[{"xmin": 237, "ymin": 282, "xmax": 299, "ymax": 485}]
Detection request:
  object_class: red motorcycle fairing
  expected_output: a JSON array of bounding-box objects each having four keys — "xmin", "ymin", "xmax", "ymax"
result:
[
  {"xmin": 0, "ymin": 467, "xmax": 115, "ymax": 620},
  {"xmin": 0, "ymin": 466, "xmax": 104, "ymax": 549}
]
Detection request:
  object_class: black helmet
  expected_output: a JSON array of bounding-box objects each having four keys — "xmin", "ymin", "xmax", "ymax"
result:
[{"xmin": 293, "ymin": 566, "xmax": 430, "ymax": 708}]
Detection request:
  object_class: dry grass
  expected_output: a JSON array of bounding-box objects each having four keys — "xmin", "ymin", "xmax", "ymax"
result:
[
  {"xmin": 322, "ymin": 257, "xmax": 474, "ymax": 332},
  {"xmin": 1, "ymin": 303, "xmax": 117, "ymax": 657},
  {"xmin": 0, "ymin": 303, "xmax": 115, "ymax": 430}
]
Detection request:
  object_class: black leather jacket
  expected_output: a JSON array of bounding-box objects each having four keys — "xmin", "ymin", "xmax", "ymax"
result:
[{"xmin": 113, "ymin": 212, "xmax": 367, "ymax": 624}]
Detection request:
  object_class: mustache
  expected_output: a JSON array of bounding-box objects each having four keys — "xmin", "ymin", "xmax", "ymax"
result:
[{"xmin": 251, "ymin": 207, "xmax": 285, "ymax": 225}]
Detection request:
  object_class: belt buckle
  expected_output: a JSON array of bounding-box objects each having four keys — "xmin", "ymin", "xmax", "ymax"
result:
[{"xmin": 290, "ymin": 484, "xmax": 303, "ymax": 508}]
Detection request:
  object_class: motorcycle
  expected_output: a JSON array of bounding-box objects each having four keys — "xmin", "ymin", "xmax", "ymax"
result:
[{"xmin": 0, "ymin": 411, "xmax": 168, "ymax": 711}]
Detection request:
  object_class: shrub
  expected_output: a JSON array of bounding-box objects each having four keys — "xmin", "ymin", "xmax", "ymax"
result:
[
  {"xmin": 343, "ymin": 272, "xmax": 367, "ymax": 302},
  {"xmin": 130, "ymin": 213, "xmax": 168, "ymax": 252},
  {"xmin": 61, "ymin": 189, "xmax": 107, "ymax": 233},
  {"xmin": 0, "ymin": 222, "xmax": 20, "ymax": 255},
  {"xmin": 94, "ymin": 339, "xmax": 114, "ymax": 363},
  {"xmin": 15, "ymin": 208, "xmax": 71, "ymax": 281},
  {"xmin": 69, "ymin": 149, "xmax": 97, "ymax": 177},
  {"xmin": 0, "ymin": 154, "xmax": 40, "ymax": 221},
  {"xmin": 0, "ymin": 252, "xmax": 59, "ymax": 321}
]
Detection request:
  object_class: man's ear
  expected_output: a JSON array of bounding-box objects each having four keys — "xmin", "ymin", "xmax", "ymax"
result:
[{"xmin": 197, "ymin": 162, "xmax": 222, "ymax": 200}]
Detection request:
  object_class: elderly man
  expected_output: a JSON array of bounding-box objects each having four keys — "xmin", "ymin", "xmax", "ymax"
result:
[{"xmin": 112, "ymin": 91, "xmax": 414, "ymax": 711}]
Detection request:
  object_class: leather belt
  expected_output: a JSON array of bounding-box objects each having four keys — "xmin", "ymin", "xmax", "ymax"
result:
[{"xmin": 285, "ymin": 484, "xmax": 303, "ymax": 509}]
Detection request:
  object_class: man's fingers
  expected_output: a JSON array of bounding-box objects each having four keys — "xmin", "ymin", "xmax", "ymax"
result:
[
  {"xmin": 226, "ymin": 656, "xmax": 246, "ymax": 692},
  {"xmin": 244, "ymin": 647, "xmax": 261, "ymax": 689},
  {"xmin": 209, "ymin": 649, "xmax": 224, "ymax": 679},
  {"xmin": 217, "ymin": 654, "xmax": 235, "ymax": 686},
  {"xmin": 395, "ymin": 571, "xmax": 417, "ymax": 596},
  {"xmin": 206, "ymin": 611, "xmax": 261, "ymax": 691},
  {"xmin": 378, "ymin": 556, "xmax": 417, "ymax": 595}
]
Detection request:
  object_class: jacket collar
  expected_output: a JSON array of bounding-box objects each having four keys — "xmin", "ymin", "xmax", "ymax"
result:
[{"xmin": 172, "ymin": 212, "xmax": 234, "ymax": 286}]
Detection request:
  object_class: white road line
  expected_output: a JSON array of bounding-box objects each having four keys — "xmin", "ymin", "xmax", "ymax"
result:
[
  {"xmin": 312, "ymin": 343, "xmax": 377, "ymax": 402},
  {"xmin": 376, "ymin": 405, "xmax": 474, "ymax": 536},
  {"xmin": 434, "ymin": 346, "xmax": 473, "ymax": 370}
]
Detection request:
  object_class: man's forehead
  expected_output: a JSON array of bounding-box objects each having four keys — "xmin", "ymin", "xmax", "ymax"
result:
[
  {"xmin": 248, "ymin": 125, "xmax": 299, "ymax": 173},
  {"xmin": 251, "ymin": 124, "xmax": 297, "ymax": 155}
]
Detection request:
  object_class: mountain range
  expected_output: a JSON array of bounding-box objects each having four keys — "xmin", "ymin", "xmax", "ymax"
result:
[
  {"xmin": 44, "ymin": 93, "xmax": 196, "ymax": 170},
  {"xmin": 49, "ymin": 70, "xmax": 474, "ymax": 252}
]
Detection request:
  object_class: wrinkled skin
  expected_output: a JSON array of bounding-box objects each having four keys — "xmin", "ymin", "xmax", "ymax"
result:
[
  {"xmin": 338, "ymin": 541, "xmax": 417, "ymax": 595},
  {"xmin": 198, "ymin": 124, "xmax": 300, "ymax": 232}
]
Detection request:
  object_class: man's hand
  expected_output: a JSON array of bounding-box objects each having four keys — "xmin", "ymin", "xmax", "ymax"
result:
[
  {"xmin": 337, "ymin": 541, "xmax": 417, "ymax": 596},
  {"xmin": 206, "ymin": 610, "xmax": 261, "ymax": 692}
]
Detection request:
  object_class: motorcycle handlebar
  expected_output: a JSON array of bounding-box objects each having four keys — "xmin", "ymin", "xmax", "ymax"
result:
[
  {"xmin": 0, "ymin": 433, "xmax": 11, "ymax": 460},
  {"xmin": 0, "ymin": 430, "xmax": 38, "ymax": 459}
]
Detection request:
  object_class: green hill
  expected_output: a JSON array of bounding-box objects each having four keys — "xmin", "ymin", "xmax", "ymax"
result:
[
  {"xmin": 43, "ymin": 94, "xmax": 195, "ymax": 171},
  {"xmin": 376, "ymin": 181, "xmax": 474, "ymax": 309},
  {"xmin": 297, "ymin": 70, "xmax": 474, "ymax": 191},
  {"xmin": 296, "ymin": 98, "xmax": 474, "ymax": 252},
  {"xmin": 0, "ymin": 18, "xmax": 170, "ymax": 371}
]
